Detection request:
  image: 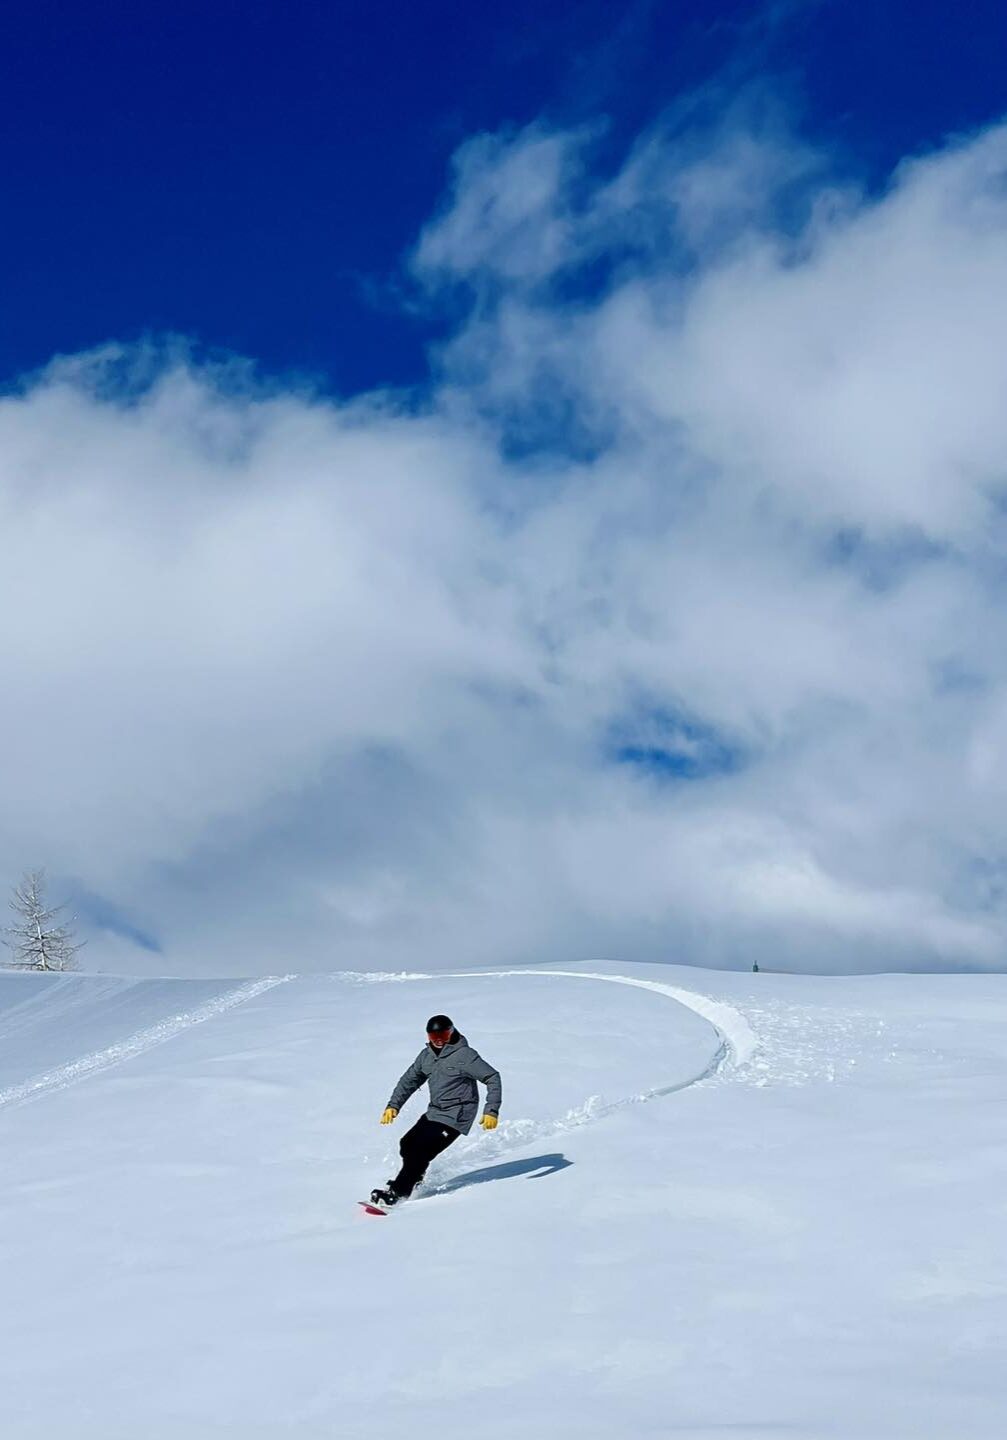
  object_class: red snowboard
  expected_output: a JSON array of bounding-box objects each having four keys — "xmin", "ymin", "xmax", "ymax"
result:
[{"xmin": 358, "ymin": 1200, "xmax": 390, "ymax": 1216}]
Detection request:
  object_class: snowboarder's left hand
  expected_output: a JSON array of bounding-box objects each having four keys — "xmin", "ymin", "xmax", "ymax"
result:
[{"xmin": 480, "ymin": 1114, "xmax": 498, "ymax": 1130}]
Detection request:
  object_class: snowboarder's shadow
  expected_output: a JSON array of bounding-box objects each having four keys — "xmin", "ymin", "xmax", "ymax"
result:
[{"xmin": 425, "ymin": 1152, "xmax": 572, "ymax": 1197}]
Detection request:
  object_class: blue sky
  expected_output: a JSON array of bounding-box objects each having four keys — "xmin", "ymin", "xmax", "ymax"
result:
[
  {"xmin": 4, "ymin": 0, "xmax": 1006, "ymax": 395},
  {"xmin": 3, "ymin": 1, "xmax": 1007, "ymax": 976}
]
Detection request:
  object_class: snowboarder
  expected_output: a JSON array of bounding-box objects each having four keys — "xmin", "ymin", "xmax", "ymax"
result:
[{"xmin": 370, "ymin": 1014, "xmax": 502, "ymax": 1207}]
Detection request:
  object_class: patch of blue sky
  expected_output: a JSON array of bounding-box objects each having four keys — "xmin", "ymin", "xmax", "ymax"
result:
[
  {"xmin": 960, "ymin": 854, "xmax": 1007, "ymax": 914},
  {"xmin": 822, "ymin": 526, "xmax": 948, "ymax": 592},
  {"xmin": 494, "ymin": 382, "xmax": 620, "ymax": 467},
  {"xmin": 608, "ymin": 707, "xmax": 745, "ymax": 782},
  {"xmin": 72, "ymin": 890, "xmax": 162, "ymax": 954},
  {"xmin": 931, "ymin": 658, "xmax": 988, "ymax": 696}
]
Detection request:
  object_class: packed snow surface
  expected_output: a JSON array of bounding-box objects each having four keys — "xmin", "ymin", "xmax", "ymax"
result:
[{"xmin": 1, "ymin": 960, "xmax": 1005, "ymax": 1439}]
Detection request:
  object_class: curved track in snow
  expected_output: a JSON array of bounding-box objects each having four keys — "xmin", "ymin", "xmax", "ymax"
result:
[
  {"xmin": 376, "ymin": 966, "xmax": 760, "ymax": 1170},
  {"xmin": 490, "ymin": 968, "xmax": 758, "ymax": 1069}
]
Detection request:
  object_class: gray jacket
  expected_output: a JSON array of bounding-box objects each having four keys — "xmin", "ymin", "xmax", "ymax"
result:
[{"xmin": 387, "ymin": 1031, "xmax": 501, "ymax": 1136}]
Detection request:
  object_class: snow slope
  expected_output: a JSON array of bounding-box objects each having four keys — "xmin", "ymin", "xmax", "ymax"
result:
[{"xmin": 1, "ymin": 961, "xmax": 1005, "ymax": 1439}]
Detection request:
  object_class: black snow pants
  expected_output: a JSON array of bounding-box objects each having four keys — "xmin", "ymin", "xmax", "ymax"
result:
[{"xmin": 392, "ymin": 1115, "xmax": 459, "ymax": 1198}]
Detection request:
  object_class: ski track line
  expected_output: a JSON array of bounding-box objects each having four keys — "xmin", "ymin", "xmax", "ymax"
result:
[
  {"xmin": 0, "ymin": 975, "xmax": 295, "ymax": 1112},
  {"xmin": 367, "ymin": 967, "xmax": 760, "ymax": 1177}
]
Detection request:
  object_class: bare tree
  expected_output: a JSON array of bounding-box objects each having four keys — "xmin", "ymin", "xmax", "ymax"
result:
[{"xmin": 3, "ymin": 870, "xmax": 84, "ymax": 971}]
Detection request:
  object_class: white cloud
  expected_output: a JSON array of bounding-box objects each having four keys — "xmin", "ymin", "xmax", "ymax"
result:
[
  {"xmin": 4, "ymin": 108, "xmax": 1007, "ymax": 975},
  {"xmin": 414, "ymin": 125, "xmax": 591, "ymax": 287}
]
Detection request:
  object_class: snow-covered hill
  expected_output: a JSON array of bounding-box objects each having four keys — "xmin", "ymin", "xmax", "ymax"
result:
[{"xmin": 1, "ymin": 961, "xmax": 1004, "ymax": 1439}]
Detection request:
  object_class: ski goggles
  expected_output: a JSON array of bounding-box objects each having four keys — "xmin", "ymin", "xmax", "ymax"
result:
[{"xmin": 427, "ymin": 1026, "xmax": 453, "ymax": 1044}]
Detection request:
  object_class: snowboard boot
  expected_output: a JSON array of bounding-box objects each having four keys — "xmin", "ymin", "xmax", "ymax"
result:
[{"xmin": 369, "ymin": 1183, "xmax": 400, "ymax": 1208}]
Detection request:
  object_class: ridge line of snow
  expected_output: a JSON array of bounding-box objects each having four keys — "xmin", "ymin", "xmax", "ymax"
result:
[{"xmin": 0, "ymin": 975, "xmax": 295, "ymax": 1111}]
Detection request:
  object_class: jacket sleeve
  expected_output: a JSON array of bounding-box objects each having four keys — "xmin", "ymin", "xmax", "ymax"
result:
[
  {"xmin": 387, "ymin": 1051, "xmax": 427, "ymax": 1113},
  {"xmin": 468, "ymin": 1051, "xmax": 502, "ymax": 1117}
]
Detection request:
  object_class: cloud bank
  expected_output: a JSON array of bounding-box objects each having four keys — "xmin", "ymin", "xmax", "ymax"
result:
[{"xmin": 3, "ymin": 105, "xmax": 1007, "ymax": 974}]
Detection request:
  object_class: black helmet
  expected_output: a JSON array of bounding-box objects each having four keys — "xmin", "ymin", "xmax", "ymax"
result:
[{"xmin": 426, "ymin": 1014, "xmax": 453, "ymax": 1034}]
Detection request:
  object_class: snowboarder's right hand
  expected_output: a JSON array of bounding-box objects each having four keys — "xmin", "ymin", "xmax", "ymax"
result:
[{"xmin": 380, "ymin": 1107, "xmax": 398, "ymax": 1125}]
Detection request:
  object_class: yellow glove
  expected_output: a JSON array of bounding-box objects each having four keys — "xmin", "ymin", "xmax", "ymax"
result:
[
  {"xmin": 380, "ymin": 1107, "xmax": 398, "ymax": 1125},
  {"xmin": 480, "ymin": 1114, "xmax": 498, "ymax": 1130}
]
